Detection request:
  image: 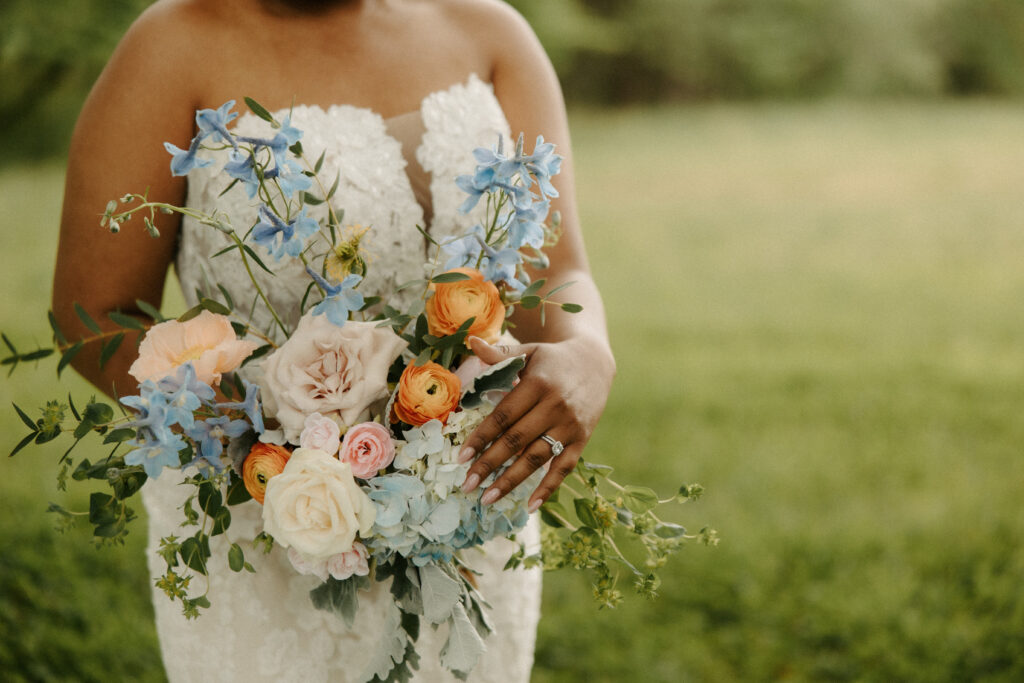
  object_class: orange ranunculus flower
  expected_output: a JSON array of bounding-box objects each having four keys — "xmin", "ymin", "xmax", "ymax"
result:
[
  {"xmin": 392, "ymin": 361, "xmax": 462, "ymax": 426},
  {"xmin": 425, "ymin": 268, "xmax": 505, "ymax": 344},
  {"xmin": 242, "ymin": 443, "xmax": 292, "ymax": 504}
]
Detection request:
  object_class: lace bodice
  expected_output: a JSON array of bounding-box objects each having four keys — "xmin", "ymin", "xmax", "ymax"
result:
[
  {"xmin": 175, "ymin": 73, "xmax": 510, "ymax": 339},
  {"xmin": 143, "ymin": 74, "xmax": 541, "ymax": 683}
]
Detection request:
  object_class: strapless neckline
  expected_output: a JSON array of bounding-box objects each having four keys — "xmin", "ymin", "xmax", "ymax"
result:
[
  {"xmin": 233, "ymin": 73, "xmax": 493, "ymax": 229},
  {"xmin": 234, "ymin": 72, "xmax": 492, "ymax": 129}
]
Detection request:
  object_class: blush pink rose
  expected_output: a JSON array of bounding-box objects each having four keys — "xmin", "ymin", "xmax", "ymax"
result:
[
  {"xmin": 299, "ymin": 412, "xmax": 341, "ymax": 456},
  {"xmin": 260, "ymin": 314, "xmax": 407, "ymax": 443},
  {"xmin": 339, "ymin": 422, "xmax": 395, "ymax": 479},
  {"xmin": 327, "ymin": 542, "xmax": 370, "ymax": 580},
  {"xmin": 129, "ymin": 310, "xmax": 258, "ymax": 385}
]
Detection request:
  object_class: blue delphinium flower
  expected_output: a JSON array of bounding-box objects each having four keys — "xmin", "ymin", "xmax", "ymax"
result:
[
  {"xmin": 524, "ymin": 135, "xmax": 562, "ymax": 198},
  {"xmin": 305, "ymin": 266, "xmax": 364, "ymax": 327},
  {"xmin": 186, "ymin": 415, "xmax": 250, "ymax": 472},
  {"xmin": 150, "ymin": 363, "xmax": 216, "ymax": 429},
  {"xmin": 195, "ymin": 100, "xmax": 238, "ymax": 147},
  {"xmin": 441, "ymin": 225, "xmax": 486, "ymax": 270},
  {"xmin": 272, "ymin": 158, "xmax": 313, "ymax": 198},
  {"xmin": 216, "ymin": 380, "xmax": 264, "ymax": 434},
  {"xmin": 483, "ymin": 247, "xmax": 525, "ymax": 290},
  {"xmin": 251, "ymin": 205, "xmax": 319, "ymax": 261},
  {"xmin": 223, "ymin": 150, "xmax": 259, "ymax": 198},
  {"xmin": 507, "ymin": 199, "xmax": 548, "ymax": 250},
  {"xmin": 164, "ymin": 138, "xmax": 213, "ymax": 177},
  {"xmin": 124, "ymin": 432, "xmax": 188, "ymax": 479},
  {"xmin": 121, "ymin": 383, "xmax": 173, "ymax": 440},
  {"xmin": 455, "ymin": 165, "xmax": 497, "ymax": 213}
]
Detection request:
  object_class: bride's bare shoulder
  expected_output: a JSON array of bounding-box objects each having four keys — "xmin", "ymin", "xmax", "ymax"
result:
[{"xmin": 427, "ymin": 0, "xmax": 547, "ymax": 72}]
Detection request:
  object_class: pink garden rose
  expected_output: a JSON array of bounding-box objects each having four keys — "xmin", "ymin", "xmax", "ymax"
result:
[
  {"xmin": 286, "ymin": 542, "xmax": 370, "ymax": 582},
  {"xmin": 260, "ymin": 314, "xmax": 407, "ymax": 443},
  {"xmin": 299, "ymin": 412, "xmax": 341, "ymax": 456},
  {"xmin": 339, "ymin": 421, "xmax": 395, "ymax": 479},
  {"xmin": 327, "ymin": 542, "xmax": 370, "ymax": 580},
  {"xmin": 129, "ymin": 310, "xmax": 258, "ymax": 385}
]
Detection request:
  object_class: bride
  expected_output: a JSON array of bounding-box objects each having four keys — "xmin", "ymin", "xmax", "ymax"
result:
[{"xmin": 52, "ymin": 0, "xmax": 615, "ymax": 680}]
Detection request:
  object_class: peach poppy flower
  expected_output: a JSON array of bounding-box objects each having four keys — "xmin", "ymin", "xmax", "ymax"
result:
[
  {"xmin": 129, "ymin": 310, "xmax": 258, "ymax": 386},
  {"xmin": 425, "ymin": 268, "xmax": 505, "ymax": 344}
]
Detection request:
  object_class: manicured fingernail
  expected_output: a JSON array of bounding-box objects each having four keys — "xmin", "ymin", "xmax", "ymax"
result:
[
  {"xmin": 458, "ymin": 446, "xmax": 476, "ymax": 463},
  {"xmin": 528, "ymin": 499, "xmax": 542, "ymax": 514},
  {"xmin": 461, "ymin": 473, "xmax": 480, "ymax": 493},
  {"xmin": 480, "ymin": 489, "xmax": 500, "ymax": 506}
]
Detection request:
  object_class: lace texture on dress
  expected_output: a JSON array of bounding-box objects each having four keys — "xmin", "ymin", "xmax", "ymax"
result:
[{"xmin": 146, "ymin": 74, "xmax": 541, "ymax": 683}]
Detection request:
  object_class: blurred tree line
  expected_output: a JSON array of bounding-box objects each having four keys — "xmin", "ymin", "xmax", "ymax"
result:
[{"xmin": 2, "ymin": 0, "xmax": 1023, "ymax": 163}]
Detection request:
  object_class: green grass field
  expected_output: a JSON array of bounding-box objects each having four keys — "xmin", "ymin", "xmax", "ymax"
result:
[{"xmin": 3, "ymin": 102, "xmax": 1024, "ymax": 681}]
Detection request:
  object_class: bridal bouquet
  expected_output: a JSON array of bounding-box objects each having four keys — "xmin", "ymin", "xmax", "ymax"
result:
[{"xmin": 4, "ymin": 99, "xmax": 715, "ymax": 682}]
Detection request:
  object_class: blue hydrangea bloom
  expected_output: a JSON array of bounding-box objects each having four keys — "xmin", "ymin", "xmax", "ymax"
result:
[
  {"xmin": 251, "ymin": 205, "xmax": 319, "ymax": 261},
  {"xmin": 305, "ymin": 267, "xmax": 364, "ymax": 327}
]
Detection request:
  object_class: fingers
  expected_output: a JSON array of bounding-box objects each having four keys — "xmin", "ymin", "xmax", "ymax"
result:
[
  {"xmin": 526, "ymin": 444, "xmax": 582, "ymax": 512},
  {"xmin": 477, "ymin": 430, "xmax": 578, "ymax": 508},
  {"xmin": 460, "ymin": 400, "xmax": 549, "ymax": 494},
  {"xmin": 458, "ymin": 375, "xmax": 543, "ymax": 465},
  {"xmin": 468, "ymin": 335, "xmax": 525, "ymax": 365}
]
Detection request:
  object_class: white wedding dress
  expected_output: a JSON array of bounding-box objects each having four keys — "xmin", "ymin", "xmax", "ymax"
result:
[{"xmin": 141, "ymin": 74, "xmax": 542, "ymax": 683}]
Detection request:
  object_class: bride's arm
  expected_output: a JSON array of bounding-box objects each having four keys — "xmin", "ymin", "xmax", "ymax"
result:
[
  {"xmin": 52, "ymin": 4, "xmax": 204, "ymax": 398},
  {"xmin": 456, "ymin": 2, "xmax": 617, "ymax": 509}
]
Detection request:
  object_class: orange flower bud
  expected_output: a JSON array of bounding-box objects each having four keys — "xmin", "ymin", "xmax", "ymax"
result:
[
  {"xmin": 392, "ymin": 361, "xmax": 461, "ymax": 426},
  {"xmin": 242, "ymin": 443, "xmax": 292, "ymax": 504},
  {"xmin": 425, "ymin": 268, "xmax": 504, "ymax": 344}
]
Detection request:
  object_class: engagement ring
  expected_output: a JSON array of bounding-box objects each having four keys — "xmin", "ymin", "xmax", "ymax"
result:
[{"xmin": 540, "ymin": 434, "xmax": 564, "ymax": 456}]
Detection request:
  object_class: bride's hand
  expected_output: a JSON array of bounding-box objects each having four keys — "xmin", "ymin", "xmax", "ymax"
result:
[{"xmin": 458, "ymin": 334, "xmax": 615, "ymax": 511}]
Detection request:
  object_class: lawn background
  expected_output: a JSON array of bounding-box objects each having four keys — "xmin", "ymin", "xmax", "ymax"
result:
[{"xmin": 3, "ymin": 101, "xmax": 1024, "ymax": 681}]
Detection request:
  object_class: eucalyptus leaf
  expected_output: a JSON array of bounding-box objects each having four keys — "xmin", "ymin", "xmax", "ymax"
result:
[
  {"xmin": 243, "ymin": 96, "xmax": 277, "ymax": 124},
  {"xmin": 228, "ymin": 543, "xmax": 245, "ymax": 572},
  {"xmin": 99, "ymin": 332, "xmax": 125, "ymax": 370},
  {"xmin": 431, "ymin": 272, "xmax": 472, "ymax": 284},
  {"xmin": 135, "ymin": 299, "xmax": 166, "ymax": 322},
  {"xmin": 108, "ymin": 311, "xmax": 145, "ymax": 330},
  {"xmin": 57, "ymin": 341, "xmax": 84, "ymax": 376},
  {"xmin": 73, "ymin": 303, "xmax": 102, "ymax": 334}
]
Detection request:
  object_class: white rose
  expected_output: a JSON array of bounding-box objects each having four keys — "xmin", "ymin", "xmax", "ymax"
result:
[
  {"xmin": 260, "ymin": 315, "xmax": 407, "ymax": 443},
  {"xmin": 300, "ymin": 412, "xmax": 342, "ymax": 456},
  {"xmin": 263, "ymin": 448, "xmax": 377, "ymax": 559}
]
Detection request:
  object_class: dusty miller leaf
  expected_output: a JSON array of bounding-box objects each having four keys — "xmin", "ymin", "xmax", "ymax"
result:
[
  {"xmin": 439, "ymin": 602, "xmax": 486, "ymax": 678},
  {"xmin": 419, "ymin": 565, "xmax": 462, "ymax": 625},
  {"xmin": 359, "ymin": 600, "xmax": 408, "ymax": 682},
  {"xmin": 460, "ymin": 355, "xmax": 526, "ymax": 409}
]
